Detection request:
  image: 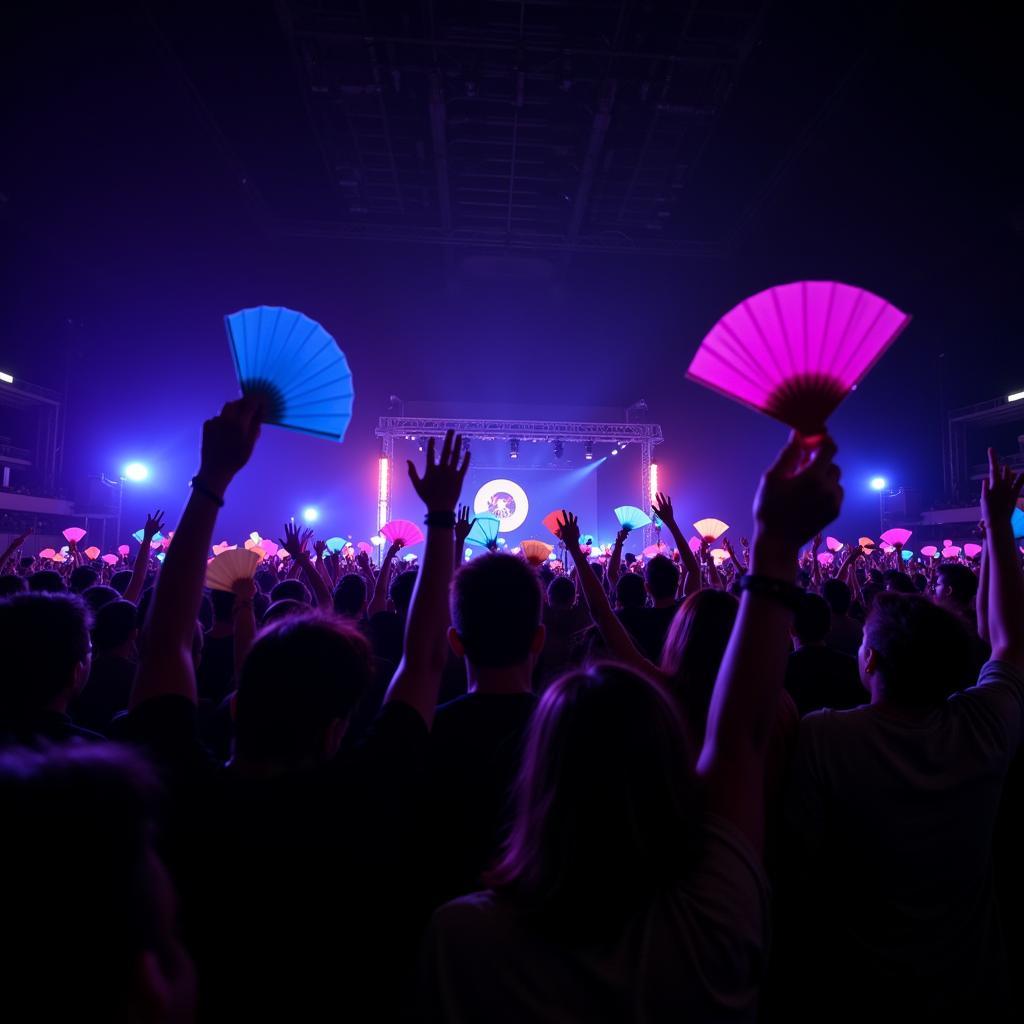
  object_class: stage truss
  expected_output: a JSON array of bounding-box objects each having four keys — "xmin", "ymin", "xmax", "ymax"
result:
[{"xmin": 375, "ymin": 416, "xmax": 665, "ymax": 549}]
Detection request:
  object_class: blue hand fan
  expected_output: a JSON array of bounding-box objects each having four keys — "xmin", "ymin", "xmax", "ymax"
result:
[
  {"xmin": 132, "ymin": 529, "xmax": 163, "ymax": 544},
  {"xmin": 1013, "ymin": 506, "xmax": 1024, "ymax": 539},
  {"xmin": 901, "ymin": 549, "xmax": 913, "ymax": 562},
  {"xmin": 614, "ymin": 505, "xmax": 652, "ymax": 532},
  {"xmin": 325, "ymin": 537, "xmax": 347, "ymax": 553},
  {"xmin": 224, "ymin": 306, "xmax": 354, "ymax": 441},
  {"xmin": 467, "ymin": 514, "xmax": 501, "ymax": 549}
]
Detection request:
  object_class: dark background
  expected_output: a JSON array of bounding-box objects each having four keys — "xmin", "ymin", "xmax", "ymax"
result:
[{"xmin": 2, "ymin": 1, "xmax": 1022, "ymax": 544}]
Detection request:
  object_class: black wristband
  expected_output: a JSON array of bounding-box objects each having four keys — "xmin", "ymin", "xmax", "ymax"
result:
[
  {"xmin": 190, "ymin": 476, "xmax": 225, "ymax": 507},
  {"xmin": 424, "ymin": 510, "xmax": 456, "ymax": 529},
  {"xmin": 738, "ymin": 573, "xmax": 803, "ymax": 612}
]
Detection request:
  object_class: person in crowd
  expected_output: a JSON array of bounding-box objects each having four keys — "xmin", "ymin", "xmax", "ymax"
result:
[
  {"xmin": 781, "ymin": 448, "xmax": 1024, "ymax": 1020},
  {"xmin": 537, "ymin": 574, "xmax": 590, "ymax": 690},
  {"xmin": 333, "ymin": 571, "xmax": 368, "ymax": 619},
  {"xmin": 73, "ymin": 598, "xmax": 139, "ymax": 733},
  {"xmin": 784, "ymin": 592, "xmax": 866, "ymax": 716},
  {"xmin": 822, "ymin": 577, "xmax": 864, "ymax": 656},
  {"xmin": 419, "ymin": 431, "xmax": 843, "ymax": 1020},
  {"xmin": 194, "ymin": 588, "xmax": 235, "ymax": 705}
]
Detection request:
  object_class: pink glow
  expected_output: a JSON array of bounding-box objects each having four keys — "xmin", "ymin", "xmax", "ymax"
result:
[
  {"xmin": 817, "ymin": 552, "xmax": 834, "ymax": 565},
  {"xmin": 688, "ymin": 536, "xmax": 702, "ymax": 553},
  {"xmin": 826, "ymin": 536, "xmax": 844, "ymax": 552},
  {"xmin": 880, "ymin": 528, "xmax": 912, "ymax": 547},
  {"xmin": 942, "ymin": 545, "xmax": 961, "ymax": 558},
  {"xmin": 380, "ymin": 519, "xmax": 425, "ymax": 547},
  {"xmin": 84, "ymin": 546, "xmax": 101, "ymax": 560},
  {"xmin": 686, "ymin": 281, "xmax": 910, "ymax": 436},
  {"xmin": 38, "ymin": 548, "xmax": 56, "ymax": 559},
  {"xmin": 644, "ymin": 542, "xmax": 670, "ymax": 558},
  {"xmin": 357, "ymin": 541, "xmax": 372, "ymax": 555},
  {"xmin": 963, "ymin": 543, "xmax": 982, "ymax": 558},
  {"xmin": 62, "ymin": 527, "xmax": 86, "ymax": 543},
  {"xmin": 118, "ymin": 544, "xmax": 130, "ymax": 556},
  {"xmin": 101, "ymin": 554, "xmax": 118, "ymax": 565},
  {"xmin": 920, "ymin": 545, "xmax": 938, "ymax": 558}
]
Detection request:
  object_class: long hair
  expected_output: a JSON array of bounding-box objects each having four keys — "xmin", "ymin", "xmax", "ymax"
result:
[
  {"xmin": 659, "ymin": 589, "xmax": 738, "ymax": 751},
  {"xmin": 487, "ymin": 663, "xmax": 700, "ymax": 940}
]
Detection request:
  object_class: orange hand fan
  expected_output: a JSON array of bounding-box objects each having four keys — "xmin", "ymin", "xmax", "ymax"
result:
[
  {"xmin": 520, "ymin": 540, "xmax": 553, "ymax": 566},
  {"xmin": 83, "ymin": 546, "xmax": 101, "ymax": 560}
]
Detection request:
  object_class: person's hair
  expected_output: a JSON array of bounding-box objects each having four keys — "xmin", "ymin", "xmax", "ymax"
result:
[
  {"xmin": 0, "ymin": 593, "xmax": 92, "ymax": 715},
  {"xmin": 209, "ymin": 588, "xmax": 236, "ymax": 624},
  {"xmin": 234, "ymin": 614, "xmax": 371, "ymax": 764},
  {"xmin": 451, "ymin": 554, "xmax": 543, "ymax": 668},
  {"xmin": 861, "ymin": 581, "xmax": 882, "ymax": 611},
  {"xmin": 645, "ymin": 555, "xmax": 679, "ymax": 601},
  {"xmin": 254, "ymin": 569, "xmax": 277, "ymax": 595},
  {"xmin": 936, "ymin": 563, "xmax": 979, "ymax": 608},
  {"xmin": 28, "ymin": 570, "xmax": 65, "ymax": 593},
  {"xmin": 260, "ymin": 598, "xmax": 308, "ymax": 627},
  {"xmin": 589, "ymin": 562, "xmax": 605, "ymax": 584},
  {"xmin": 547, "ymin": 575, "xmax": 575, "ymax": 609},
  {"xmin": 0, "ymin": 743, "xmax": 188, "ymax": 1018},
  {"xmin": 793, "ymin": 592, "xmax": 831, "ymax": 645},
  {"xmin": 389, "ymin": 568, "xmax": 416, "ymax": 614},
  {"xmin": 615, "ymin": 572, "xmax": 646, "ymax": 610},
  {"xmin": 270, "ymin": 579, "xmax": 311, "ymax": 605},
  {"xmin": 865, "ymin": 593, "xmax": 973, "ymax": 705},
  {"xmin": 82, "ymin": 584, "xmax": 120, "ymax": 613},
  {"xmin": 333, "ymin": 573, "xmax": 367, "ymax": 617},
  {"xmin": 821, "ymin": 578, "xmax": 852, "ymax": 615},
  {"xmin": 92, "ymin": 600, "xmax": 138, "ymax": 653},
  {"xmin": 68, "ymin": 566, "xmax": 98, "ymax": 593},
  {"xmin": 660, "ymin": 590, "xmax": 738, "ymax": 749},
  {"xmin": 487, "ymin": 663, "xmax": 699, "ymax": 939},
  {"xmin": 0, "ymin": 575, "xmax": 26, "ymax": 597},
  {"xmin": 109, "ymin": 570, "xmax": 133, "ymax": 595},
  {"xmin": 912, "ymin": 573, "xmax": 928, "ymax": 593},
  {"xmin": 883, "ymin": 570, "xmax": 916, "ymax": 594}
]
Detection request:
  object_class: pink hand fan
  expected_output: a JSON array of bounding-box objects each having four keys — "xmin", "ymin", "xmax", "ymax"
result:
[
  {"xmin": 858, "ymin": 536, "xmax": 875, "ymax": 549},
  {"xmin": 84, "ymin": 546, "xmax": 101, "ymax": 560},
  {"xmin": 826, "ymin": 536, "xmax": 844, "ymax": 552},
  {"xmin": 542, "ymin": 510, "xmax": 565, "ymax": 538},
  {"xmin": 942, "ymin": 545, "xmax": 961, "ymax": 559},
  {"xmin": 520, "ymin": 540, "xmax": 553, "ymax": 566},
  {"xmin": 880, "ymin": 528, "xmax": 912, "ymax": 547},
  {"xmin": 357, "ymin": 541, "xmax": 372, "ymax": 555},
  {"xmin": 51, "ymin": 552, "xmax": 67, "ymax": 563},
  {"xmin": 205, "ymin": 548, "xmax": 262, "ymax": 593},
  {"xmin": 693, "ymin": 518, "xmax": 729, "ymax": 542},
  {"xmin": 380, "ymin": 519, "xmax": 425, "ymax": 547},
  {"xmin": 943, "ymin": 538, "xmax": 952, "ymax": 548},
  {"xmin": 212, "ymin": 542, "xmax": 236, "ymax": 557},
  {"xmin": 686, "ymin": 281, "xmax": 911, "ymax": 437},
  {"xmin": 920, "ymin": 545, "xmax": 938, "ymax": 559},
  {"xmin": 118, "ymin": 544, "xmax": 130, "ymax": 556},
  {"xmin": 39, "ymin": 548, "xmax": 56, "ymax": 559},
  {"xmin": 963, "ymin": 543, "xmax": 982, "ymax": 559},
  {"xmin": 881, "ymin": 543, "xmax": 895, "ymax": 554},
  {"xmin": 102, "ymin": 553, "xmax": 119, "ymax": 565},
  {"xmin": 260, "ymin": 539, "xmax": 279, "ymax": 558},
  {"xmin": 63, "ymin": 527, "xmax": 86, "ymax": 544},
  {"xmin": 643, "ymin": 542, "xmax": 671, "ymax": 558},
  {"xmin": 688, "ymin": 536, "xmax": 702, "ymax": 554},
  {"xmin": 817, "ymin": 552, "xmax": 834, "ymax": 565}
]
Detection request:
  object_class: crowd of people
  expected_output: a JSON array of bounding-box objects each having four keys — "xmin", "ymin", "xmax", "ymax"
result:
[{"xmin": 1, "ymin": 395, "xmax": 1022, "ymax": 1022}]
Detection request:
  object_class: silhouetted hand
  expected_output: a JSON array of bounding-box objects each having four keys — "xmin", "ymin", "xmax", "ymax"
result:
[
  {"xmin": 279, "ymin": 523, "xmax": 313, "ymax": 559},
  {"xmin": 199, "ymin": 396, "xmax": 262, "ymax": 493},
  {"xmin": 408, "ymin": 431, "xmax": 470, "ymax": 513},
  {"xmin": 143, "ymin": 511, "xmax": 165, "ymax": 542},
  {"xmin": 651, "ymin": 492, "xmax": 676, "ymax": 528},
  {"xmin": 981, "ymin": 447, "xmax": 1024, "ymax": 527},
  {"xmin": 556, "ymin": 511, "xmax": 581, "ymax": 550},
  {"xmin": 313, "ymin": 539, "xmax": 328, "ymax": 561},
  {"xmin": 455, "ymin": 505, "xmax": 476, "ymax": 547},
  {"xmin": 614, "ymin": 527, "xmax": 629, "ymax": 547}
]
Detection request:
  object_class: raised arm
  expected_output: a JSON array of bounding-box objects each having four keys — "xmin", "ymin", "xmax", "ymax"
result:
[
  {"xmin": 124, "ymin": 511, "xmax": 164, "ymax": 605},
  {"xmin": 608, "ymin": 527, "xmax": 629, "ymax": 586},
  {"xmin": 976, "ymin": 525, "xmax": 989, "ymax": 645},
  {"xmin": 367, "ymin": 540, "xmax": 403, "ymax": 618},
  {"xmin": 279, "ymin": 525, "xmax": 332, "ymax": 608},
  {"xmin": 0, "ymin": 529, "xmax": 31, "ymax": 574},
  {"xmin": 232, "ymin": 575, "xmax": 258, "ymax": 672},
  {"xmin": 652, "ymin": 493, "xmax": 701, "ymax": 595},
  {"xmin": 981, "ymin": 449, "xmax": 1024, "ymax": 670},
  {"xmin": 559, "ymin": 512, "xmax": 659, "ymax": 678},
  {"xmin": 697, "ymin": 433, "xmax": 843, "ymax": 854},
  {"xmin": 384, "ymin": 431, "xmax": 469, "ymax": 727},
  {"xmin": 722, "ymin": 536, "xmax": 747, "ymax": 576},
  {"xmin": 131, "ymin": 398, "xmax": 261, "ymax": 708}
]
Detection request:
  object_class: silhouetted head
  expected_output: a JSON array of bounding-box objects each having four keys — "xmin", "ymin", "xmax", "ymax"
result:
[
  {"xmin": 28, "ymin": 570, "xmax": 65, "ymax": 594},
  {"xmin": 81, "ymin": 585, "xmax": 121, "ymax": 613},
  {"xmin": 333, "ymin": 574, "xmax": 367, "ymax": 618},
  {"xmin": 0, "ymin": 575, "xmax": 27, "ymax": 598},
  {"xmin": 883, "ymin": 570, "xmax": 916, "ymax": 594},
  {"xmin": 793, "ymin": 592, "xmax": 831, "ymax": 645},
  {"xmin": 270, "ymin": 579, "xmax": 311, "ymax": 605},
  {"xmin": 93, "ymin": 600, "xmax": 139, "ymax": 655},
  {"xmin": 645, "ymin": 555, "xmax": 679, "ymax": 602},
  {"xmin": 934, "ymin": 563, "xmax": 978, "ymax": 614},
  {"xmin": 389, "ymin": 568, "xmax": 416, "ymax": 615},
  {"xmin": 615, "ymin": 572, "xmax": 646, "ymax": 610},
  {"xmin": 546, "ymin": 575, "xmax": 576, "ymax": 610},
  {"xmin": 822, "ymin": 578, "xmax": 852, "ymax": 615},
  {"xmin": 110, "ymin": 570, "xmax": 133, "ymax": 595},
  {"xmin": 69, "ymin": 566, "xmax": 98, "ymax": 594}
]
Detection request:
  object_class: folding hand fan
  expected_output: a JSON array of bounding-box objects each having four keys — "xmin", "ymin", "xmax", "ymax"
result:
[
  {"xmin": 826, "ymin": 536, "xmax": 844, "ymax": 552},
  {"xmin": 357, "ymin": 542, "xmax": 372, "ymax": 555},
  {"xmin": 880, "ymin": 543, "xmax": 895, "ymax": 554},
  {"xmin": 39, "ymin": 548, "xmax": 56, "ymax": 559},
  {"xmin": 963, "ymin": 543, "xmax": 982, "ymax": 559},
  {"xmin": 325, "ymin": 537, "xmax": 347, "ymax": 553},
  {"xmin": 132, "ymin": 529, "xmax": 144, "ymax": 543},
  {"xmin": 520, "ymin": 540, "xmax": 553, "ymax": 566},
  {"xmin": 644, "ymin": 542, "xmax": 670, "ymax": 558},
  {"xmin": 102, "ymin": 554, "xmax": 118, "ymax": 565},
  {"xmin": 686, "ymin": 281, "xmax": 911, "ymax": 437},
  {"xmin": 858, "ymin": 537, "xmax": 875, "ymax": 549},
  {"xmin": 224, "ymin": 305, "xmax": 354, "ymax": 441},
  {"xmin": 261, "ymin": 539, "xmax": 279, "ymax": 558},
  {"xmin": 156, "ymin": 553, "xmax": 166, "ymax": 563},
  {"xmin": 63, "ymin": 527, "xmax": 86, "ymax": 544},
  {"xmin": 1013, "ymin": 506, "xmax": 1024, "ymax": 538},
  {"xmin": 817, "ymin": 552, "xmax": 834, "ymax": 565},
  {"xmin": 467, "ymin": 513, "xmax": 501, "ymax": 549},
  {"xmin": 710, "ymin": 548, "xmax": 731, "ymax": 565},
  {"xmin": 693, "ymin": 518, "xmax": 729, "ymax": 543},
  {"xmin": 84, "ymin": 546, "xmax": 101, "ymax": 560},
  {"xmin": 542, "ymin": 510, "xmax": 565, "ymax": 538},
  {"xmin": 614, "ymin": 506, "xmax": 652, "ymax": 532},
  {"xmin": 380, "ymin": 519, "xmax": 424, "ymax": 547},
  {"xmin": 118, "ymin": 544, "xmax": 130, "ymax": 556},
  {"xmin": 688, "ymin": 537, "xmax": 702, "ymax": 554},
  {"xmin": 901, "ymin": 550, "xmax": 914, "ymax": 562},
  {"xmin": 942, "ymin": 545, "xmax": 961, "ymax": 558},
  {"xmin": 880, "ymin": 528, "xmax": 912, "ymax": 547},
  {"xmin": 920, "ymin": 546, "xmax": 938, "ymax": 559},
  {"xmin": 402, "ymin": 552, "xmax": 418, "ymax": 562},
  {"xmin": 51, "ymin": 552, "xmax": 66, "ymax": 564},
  {"xmin": 205, "ymin": 548, "xmax": 262, "ymax": 593}
]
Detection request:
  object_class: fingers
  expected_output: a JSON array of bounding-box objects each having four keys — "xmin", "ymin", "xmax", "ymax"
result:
[
  {"xmin": 407, "ymin": 460, "xmax": 421, "ymax": 488},
  {"xmin": 425, "ymin": 436, "xmax": 437, "ymax": 469}
]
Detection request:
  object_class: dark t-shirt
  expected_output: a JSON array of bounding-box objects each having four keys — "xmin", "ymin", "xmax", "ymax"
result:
[
  {"xmin": 426, "ymin": 692, "xmax": 538, "ymax": 904},
  {"xmin": 195, "ymin": 631, "xmax": 234, "ymax": 704},
  {"xmin": 0, "ymin": 710, "xmax": 103, "ymax": 748},
  {"xmin": 72, "ymin": 653, "xmax": 136, "ymax": 733},
  {"xmin": 784, "ymin": 645, "xmax": 866, "ymax": 716},
  {"xmin": 617, "ymin": 604, "xmax": 680, "ymax": 663}
]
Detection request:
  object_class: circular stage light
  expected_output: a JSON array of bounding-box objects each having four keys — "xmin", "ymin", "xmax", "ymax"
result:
[
  {"xmin": 473, "ymin": 478, "xmax": 529, "ymax": 533},
  {"xmin": 123, "ymin": 461, "xmax": 150, "ymax": 482},
  {"xmin": 302, "ymin": 506, "xmax": 320, "ymax": 523}
]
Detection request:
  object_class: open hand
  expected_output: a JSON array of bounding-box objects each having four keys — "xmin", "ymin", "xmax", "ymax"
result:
[
  {"xmin": 199, "ymin": 396, "xmax": 262, "ymax": 493},
  {"xmin": 143, "ymin": 510, "xmax": 165, "ymax": 542},
  {"xmin": 455, "ymin": 504, "xmax": 476, "ymax": 546},
  {"xmin": 313, "ymin": 539, "xmax": 328, "ymax": 560},
  {"xmin": 614, "ymin": 527, "xmax": 629, "ymax": 547},
  {"xmin": 279, "ymin": 523, "xmax": 313, "ymax": 559},
  {"xmin": 556, "ymin": 511, "xmax": 581, "ymax": 550},
  {"xmin": 981, "ymin": 448, "xmax": 1024, "ymax": 528},
  {"xmin": 651, "ymin": 492, "xmax": 676, "ymax": 528},
  {"xmin": 408, "ymin": 430, "xmax": 470, "ymax": 513}
]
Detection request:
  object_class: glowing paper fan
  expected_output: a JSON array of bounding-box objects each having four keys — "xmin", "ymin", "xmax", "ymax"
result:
[
  {"xmin": 205, "ymin": 548, "xmax": 261, "ymax": 593},
  {"xmin": 542, "ymin": 510, "xmax": 565, "ymax": 538},
  {"xmin": 63, "ymin": 526, "xmax": 86, "ymax": 544},
  {"xmin": 39, "ymin": 548, "xmax": 56, "ymax": 559},
  {"xmin": 826, "ymin": 536, "xmax": 844, "ymax": 552},
  {"xmin": 963, "ymin": 543, "xmax": 982, "ymax": 559},
  {"xmin": 880, "ymin": 528, "xmax": 912, "ymax": 547},
  {"xmin": 858, "ymin": 537, "xmax": 875, "ymax": 549},
  {"xmin": 118, "ymin": 544, "xmax": 130, "ymax": 556},
  {"xmin": 467, "ymin": 513, "xmax": 501, "ymax": 548},
  {"xmin": 881, "ymin": 543, "xmax": 895, "ymax": 554},
  {"xmin": 84, "ymin": 546, "xmax": 100, "ymax": 560},
  {"xmin": 686, "ymin": 281, "xmax": 911, "ymax": 436},
  {"xmin": 693, "ymin": 518, "xmax": 729, "ymax": 542},
  {"xmin": 101, "ymin": 554, "xmax": 118, "ymax": 565},
  {"xmin": 261, "ymin": 539, "xmax": 279, "ymax": 558},
  {"xmin": 942, "ymin": 545, "xmax": 961, "ymax": 559},
  {"xmin": 520, "ymin": 540, "xmax": 553, "ymax": 566},
  {"xmin": 402, "ymin": 552, "xmax": 418, "ymax": 563},
  {"xmin": 224, "ymin": 305, "xmax": 354, "ymax": 441},
  {"xmin": 614, "ymin": 506, "xmax": 652, "ymax": 532},
  {"xmin": 1011, "ymin": 506, "xmax": 1024, "ymax": 538},
  {"xmin": 51, "ymin": 552, "xmax": 67, "ymax": 564},
  {"xmin": 902, "ymin": 550, "xmax": 914, "ymax": 562},
  {"xmin": 920, "ymin": 545, "xmax": 938, "ymax": 559},
  {"xmin": 212, "ymin": 542, "xmax": 236, "ymax": 557},
  {"xmin": 357, "ymin": 542, "xmax": 372, "ymax": 555},
  {"xmin": 688, "ymin": 536, "xmax": 702, "ymax": 553},
  {"xmin": 817, "ymin": 552, "xmax": 834, "ymax": 565},
  {"xmin": 709, "ymin": 548, "xmax": 731, "ymax": 566},
  {"xmin": 380, "ymin": 519, "xmax": 424, "ymax": 547},
  {"xmin": 325, "ymin": 537, "xmax": 347, "ymax": 553}
]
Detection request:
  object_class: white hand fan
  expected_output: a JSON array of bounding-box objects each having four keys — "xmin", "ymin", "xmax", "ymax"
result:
[
  {"xmin": 224, "ymin": 306, "xmax": 354, "ymax": 442},
  {"xmin": 205, "ymin": 548, "xmax": 261, "ymax": 592}
]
